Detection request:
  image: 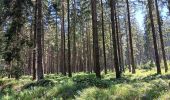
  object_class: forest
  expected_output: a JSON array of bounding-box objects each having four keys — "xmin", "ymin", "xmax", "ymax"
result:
[{"xmin": 0, "ymin": 0, "xmax": 170, "ymax": 99}]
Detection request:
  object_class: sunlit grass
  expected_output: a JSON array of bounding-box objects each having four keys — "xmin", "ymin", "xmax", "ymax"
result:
[{"xmin": 0, "ymin": 69, "xmax": 170, "ymax": 100}]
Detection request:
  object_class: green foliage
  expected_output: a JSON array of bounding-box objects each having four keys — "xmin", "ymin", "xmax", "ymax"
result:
[
  {"xmin": 141, "ymin": 60, "xmax": 155, "ymax": 70},
  {"xmin": 143, "ymin": 79, "xmax": 169, "ymax": 99},
  {"xmin": 158, "ymin": 91, "xmax": 170, "ymax": 99},
  {"xmin": 22, "ymin": 79, "xmax": 54, "ymax": 90},
  {"xmin": 109, "ymin": 84, "xmax": 140, "ymax": 100},
  {"xmin": 0, "ymin": 69, "xmax": 170, "ymax": 99},
  {"xmin": 10, "ymin": 65, "xmax": 23, "ymax": 80},
  {"xmin": 0, "ymin": 68, "xmax": 7, "ymax": 78},
  {"xmin": 76, "ymin": 87, "xmax": 110, "ymax": 100},
  {"xmin": 1, "ymin": 83, "xmax": 14, "ymax": 95},
  {"xmin": 73, "ymin": 74, "xmax": 111, "ymax": 88}
]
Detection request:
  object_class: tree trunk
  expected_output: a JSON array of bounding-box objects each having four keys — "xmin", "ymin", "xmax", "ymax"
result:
[
  {"xmin": 100, "ymin": 0, "xmax": 107, "ymax": 74},
  {"xmin": 114, "ymin": 3, "xmax": 122, "ymax": 73},
  {"xmin": 148, "ymin": 0, "xmax": 161, "ymax": 74},
  {"xmin": 36, "ymin": 0, "xmax": 44, "ymax": 80},
  {"xmin": 60, "ymin": 0, "xmax": 66, "ymax": 75},
  {"xmin": 55, "ymin": 7, "xmax": 59, "ymax": 74},
  {"xmin": 125, "ymin": 18, "xmax": 131, "ymax": 72},
  {"xmin": 72, "ymin": 0, "xmax": 77, "ymax": 73},
  {"xmin": 91, "ymin": 0, "xmax": 101, "ymax": 78},
  {"xmin": 33, "ymin": 0, "xmax": 37, "ymax": 80},
  {"xmin": 67, "ymin": 0, "xmax": 72, "ymax": 77},
  {"xmin": 28, "ymin": 22, "xmax": 33, "ymax": 75},
  {"xmin": 126, "ymin": 0, "xmax": 136, "ymax": 73},
  {"xmin": 110, "ymin": 0, "xmax": 121, "ymax": 78},
  {"xmin": 155, "ymin": 0, "xmax": 168, "ymax": 72}
]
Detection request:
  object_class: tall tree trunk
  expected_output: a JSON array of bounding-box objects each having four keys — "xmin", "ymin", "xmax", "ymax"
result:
[
  {"xmin": 55, "ymin": 7, "xmax": 59, "ymax": 74},
  {"xmin": 28, "ymin": 21, "xmax": 33, "ymax": 75},
  {"xmin": 109, "ymin": 23, "xmax": 114, "ymax": 71},
  {"xmin": 72, "ymin": 0, "xmax": 77, "ymax": 73},
  {"xmin": 33, "ymin": 0, "xmax": 37, "ymax": 80},
  {"xmin": 110, "ymin": 0, "xmax": 121, "ymax": 78},
  {"xmin": 126, "ymin": 0, "xmax": 136, "ymax": 73},
  {"xmin": 100, "ymin": 0, "xmax": 107, "ymax": 74},
  {"xmin": 67, "ymin": 0, "xmax": 72, "ymax": 77},
  {"xmin": 120, "ymin": 35, "xmax": 125, "ymax": 72},
  {"xmin": 125, "ymin": 19, "xmax": 131, "ymax": 72},
  {"xmin": 114, "ymin": 3, "xmax": 122, "ymax": 73},
  {"xmin": 60, "ymin": 0, "xmax": 66, "ymax": 75},
  {"xmin": 117, "ymin": 16, "xmax": 125, "ymax": 72},
  {"xmin": 42, "ymin": 19, "xmax": 45, "ymax": 75},
  {"xmin": 91, "ymin": 0, "xmax": 101, "ymax": 78},
  {"xmin": 36, "ymin": 0, "xmax": 44, "ymax": 80},
  {"xmin": 155, "ymin": 0, "xmax": 168, "ymax": 72},
  {"xmin": 86, "ymin": 24, "xmax": 91, "ymax": 73},
  {"xmin": 148, "ymin": 0, "xmax": 161, "ymax": 74}
]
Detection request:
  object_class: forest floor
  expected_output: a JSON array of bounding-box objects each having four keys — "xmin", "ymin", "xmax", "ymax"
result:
[{"xmin": 0, "ymin": 69, "xmax": 170, "ymax": 100}]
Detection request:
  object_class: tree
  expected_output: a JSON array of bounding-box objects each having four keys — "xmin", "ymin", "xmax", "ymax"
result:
[
  {"xmin": 91, "ymin": 0, "xmax": 101, "ymax": 78},
  {"xmin": 110, "ymin": 0, "xmax": 121, "ymax": 78},
  {"xmin": 72, "ymin": 0, "xmax": 77, "ymax": 72},
  {"xmin": 1, "ymin": 0, "xmax": 30, "ymax": 79},
  {"xmin": 100, "ymin": 0, "xmax": 107, "ymax": 74},
  {"xmin": 36, "ymin": 0, "xmax": 44, "ymax": 80},
  {"xmin": 114, "ymin": 1, "xmax": 122, "ymax": 73},
  {"xmin": 67, "ymin": 0, "xmax": 72, "ymax": 77},
  {"xmin": 60, "ymin": 0, "xmax": 66, "ymax": 75},
  {"xmin": 155, "ymin": 0, "xmax": 168, "ymax": 72},
  {"xmin": 147, "ymin": 0, "xmax": 161, "ymax": 74},
  {"xmin": 126, "ymin": 0, "xmax": 136, "ymax": 74},
  {"xmin": 33, "ymin": 0, "xmax": 37, "ymax": 80}
]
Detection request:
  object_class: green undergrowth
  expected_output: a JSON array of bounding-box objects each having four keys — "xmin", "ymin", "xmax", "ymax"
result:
[{"xmin": 0, "ymin": 69, "xmax": 170, "ymax": 100}]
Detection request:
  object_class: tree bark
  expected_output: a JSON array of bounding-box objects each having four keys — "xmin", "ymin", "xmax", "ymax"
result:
[
  {"xmin": 110, "ymin": 0, "xmax": 121, "ymax": 78},
  {"xmin": 126, "ymin": 0, "xmax": 136, "ymax": 73},
  {"xmin": 33, "ymin": 0, "xmax": 37, "ymax": 80},
  {"xmin": 148, "ymin": 0, "xmax": 161, "ymax": 74},
  {"xmin": 155, "ymin": 0, "xmax": 168, "ymax": 72},
  {"xmin": 36, "ymin": 0, "xmax": 44, "ymax": 80},
  {"xmin": 67, "ymin": 0, "xmax": 72, "ymax": 77},
  {"xmin": 60, "ymin": 0, "xmax": 66, "ymax": 75},
  {"xmin": 100, "ymin": 0, "xmax": 107, "ymax": 74},
  {"xmin": 114, "ymin": 3, "xmax": 122, "ymax": 73},
  {"xmin": 91, "ymin": 0, "xmax": 101, "ymax": 78}
]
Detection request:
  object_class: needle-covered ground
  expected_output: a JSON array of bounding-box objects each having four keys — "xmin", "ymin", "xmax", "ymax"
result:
[{"xmin": 0, "ymin": 69, "xmax": 170, "ymax": 100}]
